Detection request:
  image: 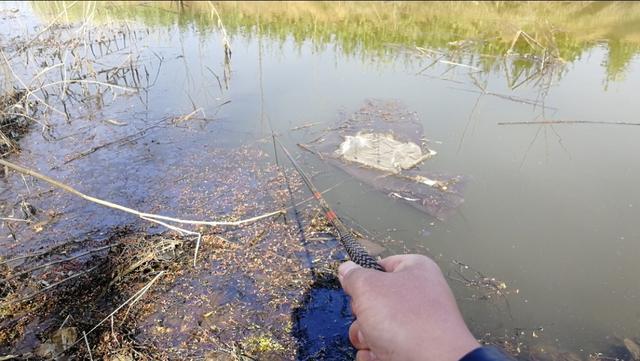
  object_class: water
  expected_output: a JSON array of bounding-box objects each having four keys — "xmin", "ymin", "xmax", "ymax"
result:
[{"xmin": 2, "ymin": 2, "xmax": 640, "ymax": 358}]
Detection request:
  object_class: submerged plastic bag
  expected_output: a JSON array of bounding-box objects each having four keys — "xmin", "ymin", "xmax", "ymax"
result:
[
  {"xmin": 336, "ymin": 132, "xmax": 437, "ymax": 173},
  {"xmin": 304, "ymin": 99, "xmax": 464, "ymax": 220}
]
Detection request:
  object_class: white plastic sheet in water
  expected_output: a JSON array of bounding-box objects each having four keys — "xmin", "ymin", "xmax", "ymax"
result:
[{"xmin": 335, "ymin": 131, "xmax": 436, "ymax": 173}]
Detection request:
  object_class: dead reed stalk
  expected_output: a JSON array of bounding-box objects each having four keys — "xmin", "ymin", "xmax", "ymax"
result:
[{"xmin": 0, "ymin": 158, "xmax": 284, "ymax": 266}]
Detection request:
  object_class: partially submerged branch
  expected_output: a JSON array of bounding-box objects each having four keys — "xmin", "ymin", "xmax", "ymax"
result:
[
  {"xmin": 3, "ymin": 244, "xmax": 116, "ymax": 282},
  {"xmin": 7, "ymin": 265, "xmax": 100, "ymax": 305},
  {"xmin": 498, "ymin": 119, "xmax": 640, "ymax": 126},
  {"xmin": 0, "ymin": 158, "xmax": 284, "ymax": 265}
]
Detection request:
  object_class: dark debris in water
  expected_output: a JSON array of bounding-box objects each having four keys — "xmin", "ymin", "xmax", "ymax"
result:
[
  {"xmin": 0, "ymin": 90, "xmax": 34, "ymax": 158},
  {"xmin": 0, "ymin": 146, "xmax": 364, "ymax": 360}
]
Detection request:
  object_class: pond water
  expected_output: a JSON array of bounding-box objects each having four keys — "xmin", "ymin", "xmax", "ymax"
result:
[{"xmin": 2, "ymin": 2, "xmax": 640, "ymax": 358}]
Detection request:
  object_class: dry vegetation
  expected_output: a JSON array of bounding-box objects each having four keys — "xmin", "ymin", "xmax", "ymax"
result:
[
  {"xmin": 0, "ymin": 90, "xmax": 33, "ymax": 157},
  {"xmin": 0, "ymin": 2, "xmax": 152, "ymax": 162}
]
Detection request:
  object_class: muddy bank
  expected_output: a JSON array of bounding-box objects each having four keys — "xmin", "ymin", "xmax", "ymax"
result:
[
  {"xmin": 0, "ymin": 8, "xmax": 364, "ymax": 357},
  {"xmin": 0, "ymin": 145, "xmax": 376, "ymax": 360}
]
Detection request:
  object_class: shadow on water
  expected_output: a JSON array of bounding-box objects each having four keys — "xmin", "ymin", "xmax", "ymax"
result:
[{"xmin": 292, "ymin": 271, "xmax": 356, "ymax": 361}]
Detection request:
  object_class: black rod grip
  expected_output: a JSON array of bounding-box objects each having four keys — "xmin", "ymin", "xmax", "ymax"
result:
[{"xmin": 340, "ymin": 233, "xmax": 385, "ymax": 271}]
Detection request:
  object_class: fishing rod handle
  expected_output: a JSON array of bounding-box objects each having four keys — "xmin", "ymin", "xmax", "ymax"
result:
[{"xmin": 341, "ymin": 233, "xmax": 385, "ymax": 272}]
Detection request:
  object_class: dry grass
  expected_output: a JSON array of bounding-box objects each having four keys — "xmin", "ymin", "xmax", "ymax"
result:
[{"xmin": 0, "ymin": 2, "xmax": 151, "ymax": 154}]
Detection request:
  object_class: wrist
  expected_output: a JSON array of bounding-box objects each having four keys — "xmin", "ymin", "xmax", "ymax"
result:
[
  {"xmin": 459, "ymin": 346, "xmax": 515, "ymax": 361},
  {"xmin": 410, "ymin": 332, "xmax": 479, "ymax": 361},
  {"xmin": 448, "ymin": 337, "xmax": 481, "ymax": 361}
]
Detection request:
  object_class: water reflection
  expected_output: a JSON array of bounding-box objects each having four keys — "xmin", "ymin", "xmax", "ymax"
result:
[{"xmin": 32, "ymin": 1, "xmax": 640, "ymax": 83}]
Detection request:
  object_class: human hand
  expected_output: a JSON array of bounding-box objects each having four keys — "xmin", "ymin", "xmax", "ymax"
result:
[{"xmin": 339, "ymin": 254, "xmax": 480, "ymax": 361}]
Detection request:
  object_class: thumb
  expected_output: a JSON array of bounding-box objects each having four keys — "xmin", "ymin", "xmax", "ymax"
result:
[
  {"xmin": 338, "ymin": 261, "xmax": 361, "ymax": 282},
  {"xmin": 338, "ymin": 261, "xmax": 366, "ymax": 296}
]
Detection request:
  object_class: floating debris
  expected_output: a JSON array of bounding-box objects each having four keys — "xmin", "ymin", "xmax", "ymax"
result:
[
  {"xmin": 303, "ymin": 99, "xmax": 464, "ymax": 220},
  {"xmin": 336, "ymin": 131, "xmax": 436, "ymax": 173},
  {"xmin": 529, "ymin": 344, "xmax": 583, "ymax": 361},
  {"xmin": 448, "ymin": 259, "xmax": 519, "ymax": 320},
  {"xmin": 0, "ymin": 90, "xmax": 33, "ymax": 158}
]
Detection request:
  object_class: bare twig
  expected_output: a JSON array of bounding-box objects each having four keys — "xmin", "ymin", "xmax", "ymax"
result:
[
  {"xmin": 51, "ymin": 271, "xmax": 165, "ymax": 359},
  {"xmin": 171, "ymin": 107, "xmax": 205, "ymax": 124},
  {"xmin": 290, "ymin": 122, "xmax": 322, "ymax": 131},
  {"xmin": 6, "ymin": 265, "xmax": 100, "ymax": 305},
  {"xmin": 498, "ymin": 120, "xmax": 640, "ymax": 126},
  {"xmin": 36, "ymin": 79, "xmax": 138, "ymax": 93},
  {"xmin": 450, "ymin": 86, "xmax": 557, "ymax": 110},
  {"xmin": 0, "ymin": 159, "xmax": 284, "ymax": 265},
  {"xmin": 0, "ymin": 248, "xmax": 51, "ymax": 266},
  {"xmin": 0, "ymin": 217, "xmax": 31, "ymax": 223},
  {"xmin": 83, "ymin": 331, "xmax": 93, "ymax": 361},
  {"xmin": 3, "ymin": 244, "xmax": 115, "ymax": 282},
  {"xmin": 207, "ymin": 1, "xmax": 232, "ymax": 58},
  {"xmin": 1, "ymin": 50, "xmax": 67, "ymax": 119},
  {"xmin": 18, "ymin": 1, "xmax": 79, "ymax": 51},
  {"xmin": 296, "ymin": 143, "xmax": 323, "ymax": 159},
  {"xmin": 62, "ymin": 119, "xmax": 166, "ymax": 165},
  {"xmin": 439, "ymin": 60, "xmax": 481, "ymax": 71}
]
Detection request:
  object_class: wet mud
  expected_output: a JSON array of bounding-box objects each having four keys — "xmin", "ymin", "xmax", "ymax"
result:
[{"xmin": 0, "ymin": 142, "xmax": 370, "ymax": 360}]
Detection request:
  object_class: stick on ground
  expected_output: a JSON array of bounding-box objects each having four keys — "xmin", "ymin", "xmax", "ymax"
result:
[{"xmin": 0, "ymin": 158, "xmax": 284, "ymax": 265}]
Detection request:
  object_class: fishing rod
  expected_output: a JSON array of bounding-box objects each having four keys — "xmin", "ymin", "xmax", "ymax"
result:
[{"xmin": 274, "ymin": 136, "xmax": 384, "ymax": 272}]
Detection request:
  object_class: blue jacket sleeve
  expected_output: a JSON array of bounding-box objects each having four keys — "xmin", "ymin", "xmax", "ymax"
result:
[{"xmin": 459, "ymin": 346, "xmax": 516, "ymax": 361}]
